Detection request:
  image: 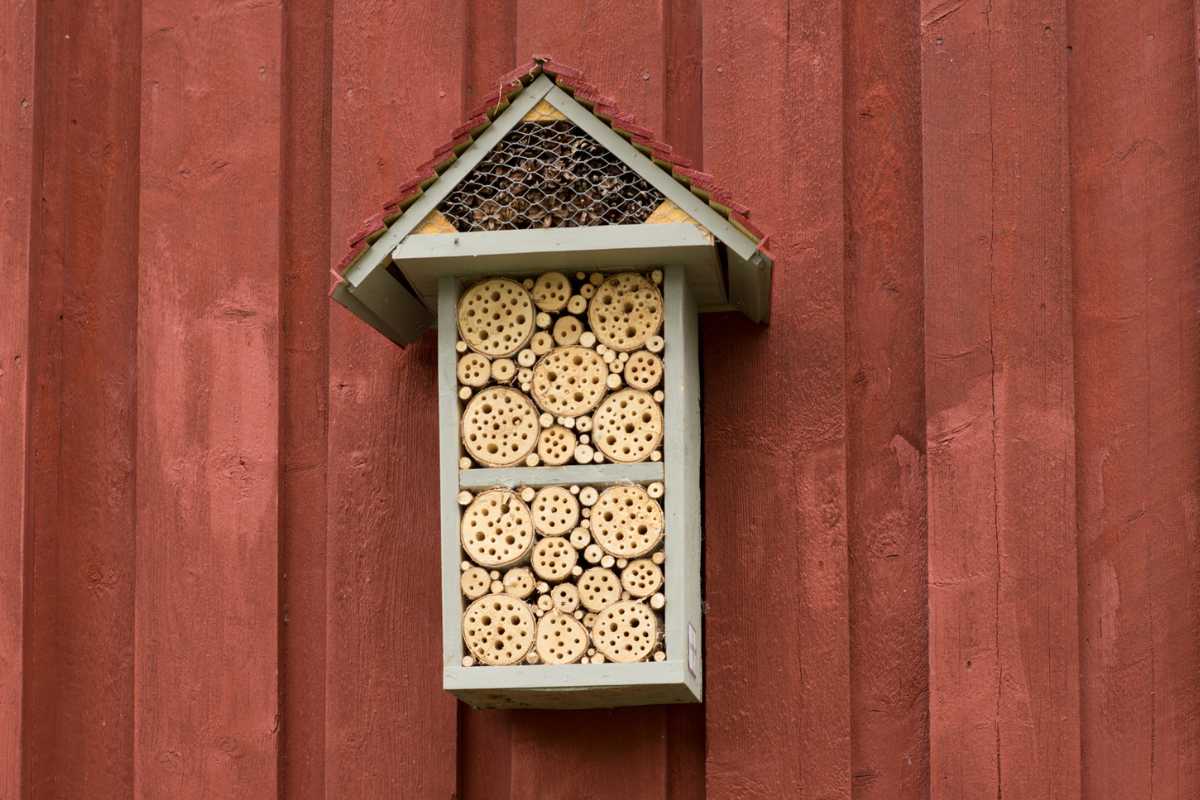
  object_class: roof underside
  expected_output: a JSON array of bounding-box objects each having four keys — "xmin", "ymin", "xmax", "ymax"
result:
[{"xmin": 331, "ymin": 57, "xmax": 775, "ymax": 346}]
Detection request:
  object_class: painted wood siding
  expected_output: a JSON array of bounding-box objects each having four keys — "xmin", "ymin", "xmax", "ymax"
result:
[{"xmin": 1, "ymin": 1, "xmax": 1198, "ymax": 797}]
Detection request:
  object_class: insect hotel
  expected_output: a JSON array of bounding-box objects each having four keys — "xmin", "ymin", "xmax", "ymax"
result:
[{"xmin": 331, "ymin": 59, "xmax": 773, "ymax": 708}]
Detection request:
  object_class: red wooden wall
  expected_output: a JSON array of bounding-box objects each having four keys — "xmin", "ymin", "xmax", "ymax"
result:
[{"xmin": 2, "ymin": 1, "xmax": 1199, "ymax": 797}]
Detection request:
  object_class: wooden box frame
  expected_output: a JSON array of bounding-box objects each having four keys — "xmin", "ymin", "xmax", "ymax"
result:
[{"xmin": 438, "ymin": 265, "xmax": 702, "ymax": 709}]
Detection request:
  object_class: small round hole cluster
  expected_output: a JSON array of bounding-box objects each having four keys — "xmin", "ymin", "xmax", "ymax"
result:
[
  {"xmin": 455, "ymin": 270, "xmax": 665, "ymax": 469},
  {"xmin": 459, "ymin": 482, "xmax": 667, "ymax": 666}
]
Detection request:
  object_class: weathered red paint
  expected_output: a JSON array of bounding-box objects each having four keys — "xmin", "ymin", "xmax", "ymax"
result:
[
  {"xmin": 136, "ymin": 0, "xmax": 282, "ymax": 796},
  {"xmin": 845, "ymin": 3, "xmax": 928, "ymax": 797},
  {"xmin": 25, "ymin": 1, "xmax": 140, "ymax": 796},
  {"xmin": 923, "ymin": 1, "xmax": 1083, "ymax": 797},
  {"xmin": 1071, "ymin": 1, "xmax": 1200, "ymax": 797},
  {"xmin": 3, "ymin": 3, "xmax": 1200, "ymax": 799}
]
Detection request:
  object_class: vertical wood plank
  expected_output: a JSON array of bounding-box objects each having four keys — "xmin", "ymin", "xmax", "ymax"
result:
[
  {"xmin": 843, "ymin": 2, "xmax": 929, "ymax": 798},
  {"xmin": 1070, "ymin": 1, "xmax": 1200, "ymax": 796},
  {"xmin": 326, "ymin": 2, "xmax": 465, "ymax": 796},
  {"xmin": 922, "ymin": 0, "xmax": 1081, "ymax": 796},
  {"xmin": 135, "ymin": 1, "xmax": 282, "ymax": 796},
  {"xmin": 0, "ymin": 0, "xmax": 40, "ymax": 793},
  {"xmin": 280, "ymin": 0, "xmax": 332, "ymax": 795},
  {"xmin": 506, "ymin": 9, "xmax": 678, "ymax": 797},
  {"xmin": 701, "ymin": 1, "xmax": 851, "ymax": 797},
  {"xmin": 25, "ymin": 0, "xmax": 140, "ymax": 795}
]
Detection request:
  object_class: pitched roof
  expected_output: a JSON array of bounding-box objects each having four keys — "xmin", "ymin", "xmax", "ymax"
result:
[{"xmin": 331, "ymin": 55, "xmax": 775, "ymax": 344}]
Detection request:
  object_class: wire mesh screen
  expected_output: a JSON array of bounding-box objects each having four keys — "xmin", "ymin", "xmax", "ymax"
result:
[{"xmin": 438, "ymin": 121, "xmax": 665, "ymax": 231}]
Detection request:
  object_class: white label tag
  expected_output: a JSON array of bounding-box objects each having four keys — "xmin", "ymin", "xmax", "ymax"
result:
[{"xmin": 687, "ymin": 624, "xmax": 698, "ymax": 676}]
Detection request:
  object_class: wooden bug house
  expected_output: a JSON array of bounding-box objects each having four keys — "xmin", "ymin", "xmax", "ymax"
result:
[{"xmin": 331, "ymin": 58, "xmax": 773, "ymax": 708}]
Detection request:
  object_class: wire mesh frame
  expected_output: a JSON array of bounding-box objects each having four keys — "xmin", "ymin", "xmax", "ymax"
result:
[{"xmin": 438, "ymin": 121, "xmax": 665, "ymax": 231}]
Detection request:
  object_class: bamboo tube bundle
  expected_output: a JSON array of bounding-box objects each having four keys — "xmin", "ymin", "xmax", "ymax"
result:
[
  {"xmin": 589, "ymin": 600, "xmax": 658, "ymax": 663},
  {"xmin": 462, "ymin": 593, "xmax": 536, "ymax": 665}
]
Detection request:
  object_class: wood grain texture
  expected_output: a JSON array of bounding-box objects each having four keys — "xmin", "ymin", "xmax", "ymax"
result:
[
  {"xmin": 135, "ymin": 0, "xmax": 282, "ymax": 795},
  {"xmin": 701, "ymin": 1, "xmax": 851, "ymax": 797},
  {"xmin": 326, "ymin": 1, "xmax": 464, "ymax": 796},
  {"xmin": 922, "ymin": 1, "xmax": 1082, "ymax": 796},
  {"xmin": 2, "ymin": 4, "xmax": 1200, "ymax": 797},
  {"xmin": 0, "ymin": 0, "xmax": 40, "ymax": 793},
  {"xmin": 1070, "ymin": 0, "xmax": 1200, "ymax": 796},
  {"xmin": 25, "ymin": 0, "xmax": 140, "ymax": 795},
  {"xmin": 280, "ymin": 0, "xmax": 332, "ymax": 796},
  {"xmin": 844, "ymin": 3, "xmax": 929, "ymax": 798}
]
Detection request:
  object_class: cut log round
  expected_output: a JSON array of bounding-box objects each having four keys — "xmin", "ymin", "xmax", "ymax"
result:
[
  {"xmin": 623, "ymin": 350, "xmax": 663, "ymax": 391},
  {"xmin": 460, "ymin": 488, "xmax": 535, "ymax": 568},
  {"xmin": 536, "ymin": 425, "xmax": 577, "ymax": 467},
  {"xmin": 456, "ymin": 352, "xmax": 492, "ymax": 388},
  {"xmin": 589, "ymin": 484, "xmax": 664, "ymax": 558},
  {"xmin": 620, "ymin": 558, "xmax": 663, "ymax": 598},
  {"xmin": 592, "ymin": 389, "xmax": 663, "ymax": 463},
  {"xmin": 457, "ymin": 277, "xmax": 535, "ymax": 356},
  {"xmin": 531, "ymin": 271, "xmax": 571, "ymax": 312},
  {"xmin": 462, "ymin": 593, "xmax": 536, "ymax": 665},
  {"xmin": 461, "ymin": 386, "xmax": 540, "ymax": 467},
  {"xmin": 530, "ymin": 485, "xmax": 580, "ymax": 536},
  {"xmin": 535, "ymin": 611, "xmax": 589, "ymax": 664},
  {"xmin": 530, "ymin": 536, "xmax": 578, "ymax": 582},
  {"xmin": 531, "ymin": 346, "xmax": 608, "ymax": 417},
  {"xmin": 587, "ymin": 272, "xmax": 664, "ymax": 352},
  {"xmin": 590, "ymin": 600, "xmax": 658, "ymax": 663},
  {"xmin": 577, "ymin": 567, "xmax": 622, "ymax": 612}
]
